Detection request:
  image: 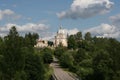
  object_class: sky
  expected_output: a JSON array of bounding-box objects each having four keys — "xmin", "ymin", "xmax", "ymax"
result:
[{"xmin": 0, "ymin": 0, "xmax": 120, "ymax": 40}]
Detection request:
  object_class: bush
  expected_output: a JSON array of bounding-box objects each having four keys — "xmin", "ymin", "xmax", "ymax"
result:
[
  {"xmin": 41, "ymin": 48, "xmax": 53, "ymax": 64},
  {"xmin": 59, "ymin": 52, "xmax": 73, "ymax": 68}
]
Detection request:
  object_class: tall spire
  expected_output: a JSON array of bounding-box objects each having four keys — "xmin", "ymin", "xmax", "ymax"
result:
[{"xmin": 60, "ymin": 25, "xmax": 62, "ymax": 29}]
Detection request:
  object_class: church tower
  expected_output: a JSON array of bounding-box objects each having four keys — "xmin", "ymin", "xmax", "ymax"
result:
[{"xmin": 54, "ymin": 26, "xmax": 67, "ymax": 47}]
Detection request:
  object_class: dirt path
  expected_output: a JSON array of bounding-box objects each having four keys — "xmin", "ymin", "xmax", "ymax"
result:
[{"xmin": 50, "ymin": 57, "xmax": 79, "ymax": 80}]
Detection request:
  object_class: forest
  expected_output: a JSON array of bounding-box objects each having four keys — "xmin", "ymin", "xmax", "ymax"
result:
[
  {"xmin": 0, "ymin": 26, "xmax": 120, "ymax": 80},
  {"xmin": 0, "ymin": 26, "xmax": 53, "ymax": 80},
  {"xmin": 55, "ymin": 32, "xmax": 120, "ymax": 80}
]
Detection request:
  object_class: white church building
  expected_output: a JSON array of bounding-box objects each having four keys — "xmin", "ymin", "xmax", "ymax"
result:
[
  {"xmin": 34, "ymin": 26, "xmax": 68, "ymax": 48},
  {"xmin": 34, "ymin": 39, "xmax": 48, "ymax": 48},
  {"xmin": 54, "ymin": 27, "xmax": 68, "ymax": 47}
]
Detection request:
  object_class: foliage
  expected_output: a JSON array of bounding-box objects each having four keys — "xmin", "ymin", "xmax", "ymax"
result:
[
  {"xmin": 0, "ymin": 26, "xmax": 50, "ymax": 80},
  {"xmin": 54, "ymin": 46, "xmax": 67, "ymax": 59},
  {"xmin": 59, "ymin": 51, "xmax": 74, "ymax": 68},
  {"xmin": 48, "ymin": 41, "xmax": 54, "ymax": 47},
  {"xmin": 75, "ymin": 31, "xmax": 82, "ymax": 40},
  {"xmin": 84, "ymin": 32, "xmax": 92, "ymax": 41},
  {"xmin": 58, "ymin": 31, "xmax": 120, "ymax": 80},
  {"xmin": 24, "ymin": 50, "xmax": 45, "ymax": 80},
  {"xmin": 41, "ymin": 48, "xmax": 53, "ymax": 64},
  {"xmin": 67, "ymin": 35, "xmax": 77, "ymax": 50},
  {"xmin": 0, "ymin": 27, "xmax": 120, "ymax": 80},
  {"xmin": 24, "ymin": 32, "xmax": 39, "ymax": 47}
]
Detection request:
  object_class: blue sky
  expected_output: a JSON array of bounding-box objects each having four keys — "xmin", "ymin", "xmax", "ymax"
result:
[{"xmin": 0, "ymin": 0, "xmax": 120, "ymax": 40}]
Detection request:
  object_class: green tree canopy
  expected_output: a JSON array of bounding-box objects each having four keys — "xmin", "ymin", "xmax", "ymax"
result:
[{"xmin": 84, "ymin": 32, "xmax": 92, "ymax": 41}]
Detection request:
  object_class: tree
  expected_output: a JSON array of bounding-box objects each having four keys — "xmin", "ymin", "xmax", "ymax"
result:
[
  {"xmin": 73, "ymin": 48, "xmax": 86, "ymax": 63},
  {"xmin": 54, "ymin": 46, "xmax": 67, "ymax": 59},
  {"xmin": 60, "ymin": 52, "xmax": 74, "ymax": 68},
  {"xmin": 24, "ymin": 33, "xmax": 39, "ymax": 47},
  {"xmin": 0, "ymin": 26, "xmax": 25, "ymax": 80},
  {"xmin": 106, "ymin": 38, "xmax": 120, "ymax": 80},
  {"xmin": 48, "ymin": 41, "xmax": 54, "ymax": 47},
  {"xmin": 75, "ymin": 31, "xmax": 82, "ymax": 40},
  {"xmin": 0, "ymin": 26, "xmax": 50, "ymax": 80},
  {"xmin": 67, "ymin": 35, "xmax": 77, "ymax": 49},
  {"xmin": 24, "ymin": 51, "xmax": 45, "ymax": 80},
  {"xmin": 76, "ymin": 59, "xmax": 93, "ymax": 80},
  {"xmin": 41, "ymin": 48, "xmax": 53, "ymax": 64},
  {"xmin": 92, "ymin": 50, "xmax": 114, "ymax": 80},
  {"xmin": 84, "ymin": 32, "xmax": 92, "ymax": 41}
]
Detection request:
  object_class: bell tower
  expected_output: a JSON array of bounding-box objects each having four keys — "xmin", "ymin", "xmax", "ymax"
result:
[{"xmin": 54, "ymin": 26, "xmax": 67, "ymax": 47}]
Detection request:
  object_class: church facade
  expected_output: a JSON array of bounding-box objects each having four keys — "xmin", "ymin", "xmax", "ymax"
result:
[
  {"xmin": 54, "ymin": 27, "xmax": 68, "ymax": 47},
  {"xmin": 34, "ymin": 26, "xmax": 68, "ymax": 48}
]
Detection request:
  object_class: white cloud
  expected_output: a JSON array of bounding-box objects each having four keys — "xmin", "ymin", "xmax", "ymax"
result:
[
  {"xmin": 3, "ymin": 9, "xmax": 14, "ymax": 15},
  {"xmin": 0, "ymin": 9, "xmax": 21, "ymax": 20},
  {"xmin": 0, "ymin": 23, "xmax": 49, "ymax": 37},
  {"xmin": 0, "ymin": 23, "xmax": 79, "ymax": 40},
  {"xmin": 109, "ymin": 14, "xmax": 120, "ymax": 27},
  {"xmin": 84, "ymin": 23, "xmax": 120, "ymax": 39},
  {"xmin": 42, "ymin": 32, "xmax": 55, "ymax": 41},
  {"xmin": 57, "ymin": 0, "xmax": 114, "ymax": 19},
  {"xmin": 0, "ymin": 9, "xmax": 14, "ymax": 20},
  {"xmin": 64, "ymin": 28, "xmax": 79, "ymax": 35},
  {"xmin": 83, "ymin": 14, "xmax": 120, "ymax": 40}
]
